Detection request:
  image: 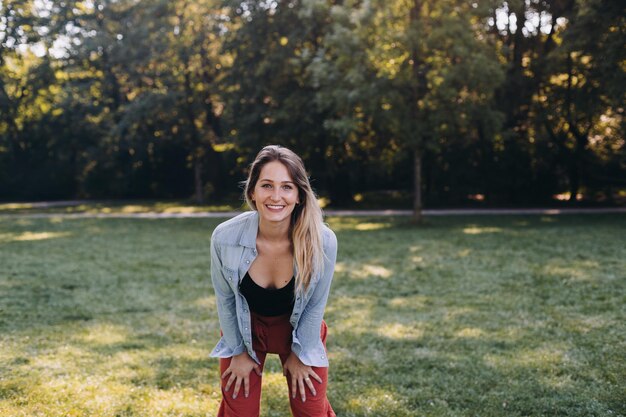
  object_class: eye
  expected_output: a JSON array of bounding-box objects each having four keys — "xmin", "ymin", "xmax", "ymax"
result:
[
  {"xmin": 261, "ymin": 184, "xmax": 272, "ymax": 189},
  {"xmin": 282, "ymin": 184, "xmax": 293, "ymax": 190}
]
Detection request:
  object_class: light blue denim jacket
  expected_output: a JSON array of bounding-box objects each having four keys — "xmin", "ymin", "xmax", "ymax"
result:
[{"xmin": 209, "ymin": 210, "xmax": 337, "ymax": 367}]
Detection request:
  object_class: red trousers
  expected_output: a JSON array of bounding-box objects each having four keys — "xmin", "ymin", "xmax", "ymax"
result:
[{"xmin": 217, "ymin": 311, "xmax": 336, "ymax": 417}]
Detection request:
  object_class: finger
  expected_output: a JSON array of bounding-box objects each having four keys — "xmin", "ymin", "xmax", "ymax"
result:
[
  {"xmin": 244, "ymin": 376, "xmax": 250, "ymax": 398},
  {"xmin": 254, "ymin": 364, "xmax": 262, "ymax": 376},
  {"xmin": 310, "ymin": 369, "xmax": 323, "ymax": 384},
  {"xmin": 221, "ymin": 368, "xmax": 232, "ymax": 380},
  {"xmin": 224, "ymin": 374, "xmax": 236, "ymax": 392},
  {"xmin": 305, "ymin": 376, "xmax": 317, "ymax": 396},
  {"xmin": 298, "ymin": 378, "xmax": 306, "ymax": 402},
  {"xmin": 291, "ymin": 374, "xmax": 297, "ymax": 399},
  {"xmin": 233, "ymin": 376, "xmax": 242, "ymax": 399}
]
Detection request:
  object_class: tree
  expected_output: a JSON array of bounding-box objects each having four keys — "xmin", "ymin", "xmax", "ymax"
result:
[
  {"xmin": 538, "ymin": 0, "xmax": 625, "ymax": 201},
  {"xmin": 310, "ymin": 0, "xmax": 504, "ymax": 221}
]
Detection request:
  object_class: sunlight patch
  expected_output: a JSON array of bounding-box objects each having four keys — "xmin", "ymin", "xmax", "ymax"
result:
[
  {"xmin": 543, "ymin": 259, "xmax": 599, "ymax": 281},
  {"xmin": 346, "ymin": 387, "xmax": 407, "ymax": 415},
  {"xmin": 80, "ymin": 324, "xmax": 129, "ymax": 345},
  {"xmin": 193, "ymin": 296, "xmax": 216, "ymax": 309},
  {"xmin": 355, "ymin": 222, "xmax": 390, "ymax": 231},
  {"xmin": 443, "ymin": 307, "xmax": 475, "ymax": 320},
  {"xmin": 163, "ymin": 206, "xmax": 197, "ymax": 214},
  {"xmin": 0, "ymin": 203, "xmax": 33, "ymax": 210},
  {"xmin": 455, "ymin": 327, "xmax": 484, "ymax": 338},
  {"xmin": 388, "ymin": 295, "xmax": 427, "ymax": 309},
  {"xmin": 411, "ymin": 255, "xmax": 424, "ymax": 264},
  {"xmin": 486, "ymin": 346, "xmax": 568, "ymax": 370},
  {"xmin": 570, "ymin": 315, "xmax": 610, "ymax": 333},
  {"xmin": 351, "ymin": 263, "xmax": 393, "ymax": 279},
  {"xmin": 545, "ymin": 265, "xmax": 588, "ymax": 280},
  {"xmin": 328, "ymin": 297, "xmax": 372, "ymax": 335},
  {"xmin": 261, "ymin": 370, "xmax": 290, "ymax": 394},
  {"xmin": 377, "ymin": 323, "xmax": 423, "ymax": 340},
  {"xmin": 539, "ymin": 373, "xmax": 574, "ymax": 389},
  {"xmin": 332, "ymin": 316, "xmax": 370, "ymax": 336},
  {"xmin": 0, "ymin": 231, "xmax": 71, "ymax": 242},
  {"xmin": 121, "ymin": 205, "xmax": 149, "ymax": 213},
  {"xmin": 462, "ymin": 226, "xmax": 502, "ymax": 235},
  {"xmin": 15, "ymin": 231, "xmax": 70, "ymax": 241},
  {"xmin": 140, "ymin": 387, "xmax": 212, "ymax": 415}
]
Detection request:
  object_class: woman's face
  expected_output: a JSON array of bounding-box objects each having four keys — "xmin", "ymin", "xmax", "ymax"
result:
[{"xmin": 251, "ymin": 161, "xmax": 299, "ymax": 226}]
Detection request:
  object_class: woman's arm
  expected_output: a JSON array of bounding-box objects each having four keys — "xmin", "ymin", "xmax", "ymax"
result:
[
  {"xmin": 285, "ymin": 227, "xmax": 337, "ymax": 401},
  {"xmin": 290, "ymin": 228, "xmax": 337, "ymax": 367},
  {"xmin": 211, "ymin": 231, "xmax": 245, "ymax": 356}
]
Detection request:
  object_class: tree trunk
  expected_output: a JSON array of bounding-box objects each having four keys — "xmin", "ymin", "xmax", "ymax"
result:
[
  {"xmin": 410, "ymin": 0, "xmax": 425, "ymax": 224},
  {"xmin": 564, "ymin": 52, "xmax": 590, "ymax": 203},
  {"xmin": 194, "ymin": 156, "xmax": 204, "ymax": 204},
  {"xmin": 412, "ymin": 148, "xmax": 423, "ymax": 224},
  {"xmin": 568, "ymin": 161, "xmax": 579, "ymax": 202}
]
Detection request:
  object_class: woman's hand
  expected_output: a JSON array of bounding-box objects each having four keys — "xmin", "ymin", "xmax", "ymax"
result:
[
  {"xmin": 222, "ymin": 351, "xmax": 262, "ymax": 399},
  {"xmin": 283, "ymin": 352, "xmax": 323, "ymax": 402}
]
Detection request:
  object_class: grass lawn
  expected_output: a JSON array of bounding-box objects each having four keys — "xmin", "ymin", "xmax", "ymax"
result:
[
  {"xmin": 0, "ymin": 213, "xmax": 624, "ymax": 416},
  {"xmin": 0, "ymin": 201, "xmax": 244, "ymax": 215}
]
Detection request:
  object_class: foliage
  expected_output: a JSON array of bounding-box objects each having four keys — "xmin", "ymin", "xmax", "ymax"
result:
[{"xmin": 0, "ymin": 0, "xmax": 623, "ymax": 206}]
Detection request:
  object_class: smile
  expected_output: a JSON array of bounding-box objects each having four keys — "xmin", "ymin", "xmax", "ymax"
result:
[{"xmin": 265, "ymin": 204, "xmax": 285, "ymax": 210}]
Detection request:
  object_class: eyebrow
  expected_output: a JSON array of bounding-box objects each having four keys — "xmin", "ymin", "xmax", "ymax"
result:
[{"xmin": 259, "ymin": 179, "xmax": 295, "ymax": 184}]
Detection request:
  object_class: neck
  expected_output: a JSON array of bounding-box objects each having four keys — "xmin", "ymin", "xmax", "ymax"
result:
[{"xmin": 257, "ymin": 217, "xmax": 291, "ymax": 243}]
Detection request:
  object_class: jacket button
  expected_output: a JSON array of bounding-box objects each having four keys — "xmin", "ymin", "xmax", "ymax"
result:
[
  {"xmin": 246, "ymin": 260, "xmax": 250, "ymax": 264},
  {"xmin": 321, "ymin": 355, "xmax": 325, "ymax": 359}
]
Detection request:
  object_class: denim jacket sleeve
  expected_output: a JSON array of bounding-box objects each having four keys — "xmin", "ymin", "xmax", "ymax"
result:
[
  {"xmin": 210, "ymin": 229, "xmax": 246, "ymax": 357},
  {"xmin": 290, "ymin": 226, "xmax": 337, "ymax": 367}
]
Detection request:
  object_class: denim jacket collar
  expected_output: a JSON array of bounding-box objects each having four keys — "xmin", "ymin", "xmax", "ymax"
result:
[{"xmin": 239, "ymin": 210, "xmax": 259, "ymax": 249}]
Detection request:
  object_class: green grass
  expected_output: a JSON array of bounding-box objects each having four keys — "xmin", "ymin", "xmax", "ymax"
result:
[
  {"xmin": 0, "ymin": 200, "xmax": 241, "ymax": 215},
  {"xmin": 0, "ymin": 214, "xmax": 624, "ymax": 416}
]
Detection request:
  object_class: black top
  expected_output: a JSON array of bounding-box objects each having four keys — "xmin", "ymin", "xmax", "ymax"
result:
[{"xmin": 239, "ymin": 272, "xmax": 295, "ymax": 316}]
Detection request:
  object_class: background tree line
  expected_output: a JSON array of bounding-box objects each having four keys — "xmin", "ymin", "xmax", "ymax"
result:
[{"xmin": 1, "ymin": 0, "xmax": 624, "ymax": 217}]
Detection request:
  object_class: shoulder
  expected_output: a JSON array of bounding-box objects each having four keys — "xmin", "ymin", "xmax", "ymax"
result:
[
  {"xmin": 211, "ymin": 211, "xmax": 257, "ymax": 244},
  {"xmin": 321, "ymin": 223, "xmax": 337, "ymax": 255}
]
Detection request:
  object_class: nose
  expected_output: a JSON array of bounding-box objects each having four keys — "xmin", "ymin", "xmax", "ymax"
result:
[{"xmin": 270, "ymin": 188, "xmax": 281, "ymax": 201}]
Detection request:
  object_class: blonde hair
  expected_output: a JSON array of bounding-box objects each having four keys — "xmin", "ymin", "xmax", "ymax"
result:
[{"xmin": 244, "ymin": 145, "xmax": 324, "ymax": 292}]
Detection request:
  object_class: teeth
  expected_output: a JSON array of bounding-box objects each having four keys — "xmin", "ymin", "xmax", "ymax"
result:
[{"xmin": 267, "ymin": 205, "xmax": 284, "ymax": 209}]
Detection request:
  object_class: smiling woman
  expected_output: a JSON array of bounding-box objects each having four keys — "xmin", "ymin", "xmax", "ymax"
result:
[{"xmin": 209, "ymin": 145, "xmax": 337, "ymax": 417}]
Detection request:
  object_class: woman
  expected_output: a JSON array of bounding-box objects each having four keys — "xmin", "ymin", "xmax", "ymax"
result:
[{"xmin": 210, "ymin": 145, "xmax": 337, "ymax": 417}]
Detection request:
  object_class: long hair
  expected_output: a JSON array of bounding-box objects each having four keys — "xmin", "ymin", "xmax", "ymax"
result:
[{"xmin": 244, "ymin": 145, "xmax": 324, "ymax": 292}]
